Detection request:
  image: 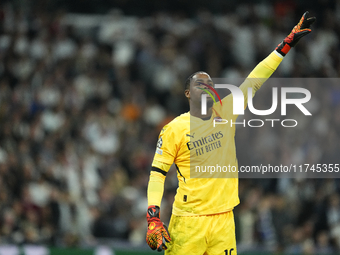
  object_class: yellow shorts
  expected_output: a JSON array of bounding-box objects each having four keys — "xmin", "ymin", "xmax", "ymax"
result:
[{"xmin": 165, "ymin": 210, "xmax": 237, "ymax": 255}]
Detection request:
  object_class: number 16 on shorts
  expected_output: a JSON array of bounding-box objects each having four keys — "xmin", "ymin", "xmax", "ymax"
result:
[{"xmin": 225, "ymin": 248, "xmax": 235, "ymax": 255}]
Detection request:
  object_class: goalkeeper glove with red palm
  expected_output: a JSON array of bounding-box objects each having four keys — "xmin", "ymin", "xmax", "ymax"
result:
[
  {"xmin": 146, "ymin": 205, "xmax": 171, "ymax": 251},
  {"xmin": 276, "ymin": 11, "xmax": 316, "ymax": 56}
]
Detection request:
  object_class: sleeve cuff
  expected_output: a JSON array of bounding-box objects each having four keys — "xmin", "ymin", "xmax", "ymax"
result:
[{"xmin": 274, "ymin": 50, "xmax": 285, "ymax": 59}]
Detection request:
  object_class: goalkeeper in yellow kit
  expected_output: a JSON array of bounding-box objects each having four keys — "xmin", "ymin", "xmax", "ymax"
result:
[{"xmin": 146, "ymin": 12, "xmax": 316, "ymax": 254}]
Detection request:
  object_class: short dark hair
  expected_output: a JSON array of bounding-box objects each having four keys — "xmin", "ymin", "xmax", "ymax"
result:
[{"xmin": 184, "ymin": 71, "xmax": 207, "ymax": 91}]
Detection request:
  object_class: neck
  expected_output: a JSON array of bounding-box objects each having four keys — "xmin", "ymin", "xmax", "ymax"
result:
[{"xmin": 189, "ymin": 105, "xmax": 212, "ymax": 120}]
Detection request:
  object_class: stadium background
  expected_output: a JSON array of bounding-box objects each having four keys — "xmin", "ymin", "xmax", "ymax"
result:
[{"xmin": 0, "ymin": 0, "xmax": 340, "ymax": 254}]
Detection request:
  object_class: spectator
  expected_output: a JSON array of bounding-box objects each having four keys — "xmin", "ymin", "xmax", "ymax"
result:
[{"xmin": 0, "ymin": 2, "xmax": 339, "ymax": 252}]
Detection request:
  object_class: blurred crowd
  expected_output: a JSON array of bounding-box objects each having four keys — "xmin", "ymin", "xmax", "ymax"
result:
[{"xmin": 0, "ymin": 0, "xmax": 340, "ymax": 253}]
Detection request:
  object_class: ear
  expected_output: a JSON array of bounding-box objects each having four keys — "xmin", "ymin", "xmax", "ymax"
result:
[{"xmin": 184, "ymin": 89, "xmax": 190, "ymax": 99}]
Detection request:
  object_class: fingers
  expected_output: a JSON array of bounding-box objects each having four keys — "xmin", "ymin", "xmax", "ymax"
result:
[
  {"xmin": 301, "ymin": 11, "xmax": 316, "ymax": 29},
  {"xmin": 147, "ymin": 237, "xmax": 157, "ymax": 250},
  {"xmin": 157, "ymin": 247, "xmax": 163, "ymax": 252},
  {"xmin": 157, "ymin": 237, "xmax": 163, "ymax": 252},
  {"xmin": 296, "ymin": 12, "xmax": 306, "ymax": 28},
  {"xmin": 306, "ymin": 17, "xmax": 316, "ymax": 25},
  {"xmin": 162, "ymin": 238, "xmax": 168, "ymax": 250},
  {"xmin": 162, "ymin": 224, "xmax": 171, "ymax": 242},
  {"xmin": 153, "ymin": 225, "xmax": 171, "ymax": 252},
  {"xmin": 157, "ymin": 236, "xmax": 169, "ymax": 251},
  {"xmin": 297, "ymin": 30, "xmax": 311, "ymax": 37},
  {"xmin": 302, "ymin": 17, "xmax": 316, "ymax": 28},
  {"xmin": 302, "ymin": 11, "xmax": 310, "ymax": 20},
  {"xmin": 299, "ymin": 28, "xmax": 312, "ymax": 33},
  {"xmin": 148, "ymin": 239, "xmax": 157, "ymax": 250},
  {"xmin": 146, "ymin": 232, "xmax": 161, "ymax": 250},
  {"xmin": 146, "ymin": 223, "xmax": 171, "ymax": 251}
]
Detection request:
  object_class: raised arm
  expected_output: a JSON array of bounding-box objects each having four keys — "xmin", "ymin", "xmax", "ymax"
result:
[{"xmin": 239, "ymin": 11, "xmax": 316, "ymax": 104}]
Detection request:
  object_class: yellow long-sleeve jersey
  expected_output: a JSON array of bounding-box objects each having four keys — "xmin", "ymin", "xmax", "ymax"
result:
[{"xmin": 148, "ymin": 51, "xmax": 283, "ymax": 216}]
